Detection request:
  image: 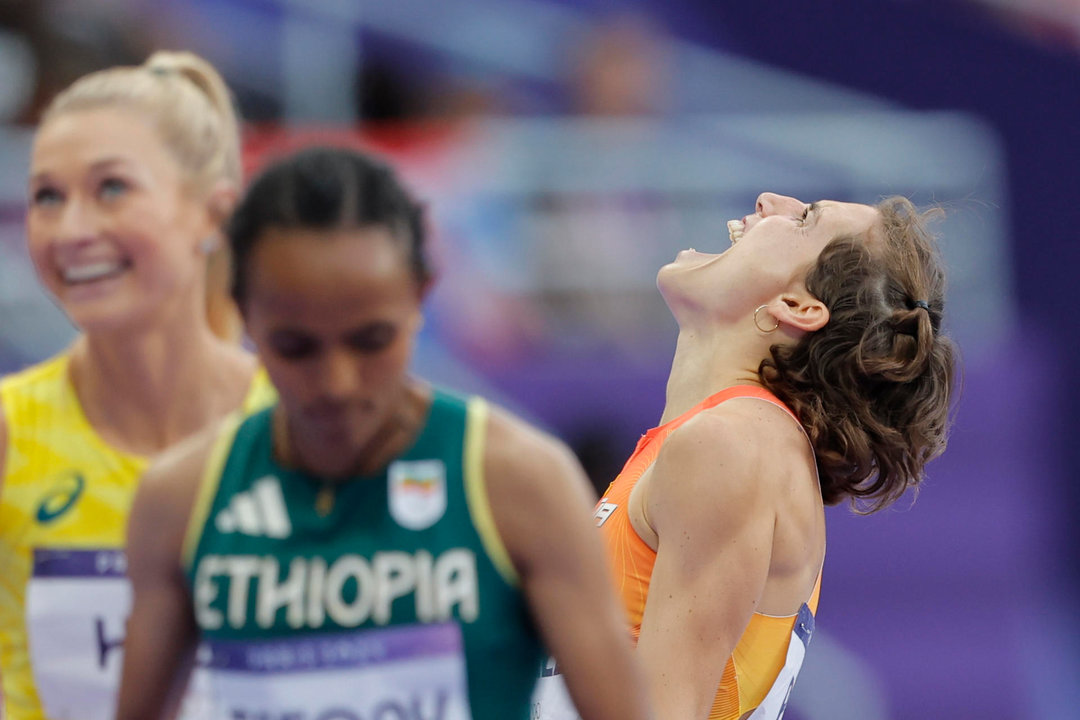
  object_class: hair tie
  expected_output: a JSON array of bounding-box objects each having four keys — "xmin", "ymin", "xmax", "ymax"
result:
[
  {"xmin": 148, "ymin": 65, "xmax": 175, "ymax": 77},
  {"xmin": 912, "ymin": 300, "xmax": 930, "ymax": 311}
]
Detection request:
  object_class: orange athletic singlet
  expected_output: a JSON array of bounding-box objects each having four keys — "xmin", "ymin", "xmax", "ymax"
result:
[{"xmin": 595, "ymin": 385, "xmax": 822, "ymax": 720}]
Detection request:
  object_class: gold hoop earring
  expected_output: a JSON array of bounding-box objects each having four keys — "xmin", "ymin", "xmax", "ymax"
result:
[{"xmin": 754, "ymin": 305, "xmax": 779, "ymax": 333}]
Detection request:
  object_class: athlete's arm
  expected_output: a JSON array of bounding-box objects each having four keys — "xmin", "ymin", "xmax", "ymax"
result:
[
  {"xmin": 484, "ymin": 407, "xmax": 654, "ymax": 720},
  {"xmin": 116, "ymin": 427, "xmax": 216, "ymax": 720},
  {"xmin": 634, "ymin": 406, "xmax": 778, "ymax": 720}
]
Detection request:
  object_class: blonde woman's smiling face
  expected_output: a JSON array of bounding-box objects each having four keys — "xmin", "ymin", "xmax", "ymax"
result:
[{"xmin": 27, "ymin": 108, "xmax": 214, "ymax": 331}]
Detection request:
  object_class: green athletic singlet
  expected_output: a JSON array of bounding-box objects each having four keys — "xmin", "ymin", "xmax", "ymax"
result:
[{"xmin": 182, "ymin": 390, "xmax": 544, "ymax": 720}]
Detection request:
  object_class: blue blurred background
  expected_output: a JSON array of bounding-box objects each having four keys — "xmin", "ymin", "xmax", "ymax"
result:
[{"xmin": 1, "ymin": 1, "xmax": 1078, "ymax": 717}]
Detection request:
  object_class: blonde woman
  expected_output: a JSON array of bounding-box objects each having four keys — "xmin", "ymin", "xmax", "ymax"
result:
[{"xmin": 0, "ymin": 51, "xmax": 273, "ymax": 720}]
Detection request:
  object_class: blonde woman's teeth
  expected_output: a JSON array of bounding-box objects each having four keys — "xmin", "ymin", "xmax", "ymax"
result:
[
  {"xmin": 62, "ymin": 261, "xmax": 125, "ymax": 284},
  {"xmin": 727, "ymin": 219, "xmax": 744, "ymax": 244}
]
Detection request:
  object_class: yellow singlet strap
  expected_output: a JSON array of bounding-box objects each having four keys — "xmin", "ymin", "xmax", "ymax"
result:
[
  {"xmin": 463, "ymin": 397, "xmax": 519, "ymax": 587},
  {"xmin": 181, "ymin": 412, "xmax": 244, "ymax": 569}
]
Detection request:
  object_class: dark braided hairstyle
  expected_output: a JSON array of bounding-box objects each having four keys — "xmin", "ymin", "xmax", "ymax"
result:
[
  {"xmin": 760, "ymin": 196, "xmax": 958, "ymax": 512},
  {"xmin": 227, "ymin": 145, "xmax": 431, "ymax": 305}
]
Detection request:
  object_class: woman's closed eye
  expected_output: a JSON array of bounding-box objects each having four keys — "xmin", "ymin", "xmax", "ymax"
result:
[
  {"xmin": 268, "ymin": 331, "xmax": 322, "ymax": 361},
  {"xmin": 345, "ymin": 323, "xmax": 398, "ymax": 354}
]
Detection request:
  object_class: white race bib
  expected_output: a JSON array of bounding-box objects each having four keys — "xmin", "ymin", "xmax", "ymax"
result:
[
  {"xmin": 748, "ymin": 603, "xmax": 815, "ymax": 720},
  {"xmin": 531, "ymin": 656, "xmax": 580, "ymax": 720},
  {"xmin": 25, "ymin": 548, "xmax": 214, "ymax": 720},
  {"xmin": 25, "ymin": 548, "xmax": 130, "ymax": 720},
  {"xmin": 200, "ymin": 622, "xmax": 473, "ymax": 720}
]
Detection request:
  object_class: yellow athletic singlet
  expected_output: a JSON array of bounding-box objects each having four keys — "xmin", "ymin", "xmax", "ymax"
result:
[{"xmin": 0, "ymin": 353, "xmax": 275, "ymax": 720}]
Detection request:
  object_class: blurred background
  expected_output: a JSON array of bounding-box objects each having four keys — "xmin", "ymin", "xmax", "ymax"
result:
[{"xmin": 1, "ymin": 0, "xmax": 1078, "ymax": 717}]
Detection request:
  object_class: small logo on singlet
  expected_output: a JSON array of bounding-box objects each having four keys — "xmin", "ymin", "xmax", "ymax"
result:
[
  {"xmin": 36, "ymin": 471, "xmax": 86, "ymax": 523},
  {"xmin": 214, "ymin": 475, "xmax": 293, "ymax": 538},
  {"xmin": 593, "ymin": 499, "xmax": 618, "ymax": 527},
  {"xmin": 388, "ymin": 459, "xmax": 447, "ymax": 530}
]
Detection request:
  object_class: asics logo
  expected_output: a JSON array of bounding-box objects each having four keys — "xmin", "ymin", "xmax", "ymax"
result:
[{"xmin": 36, "ymin": 471, "xmax": 86, "ymax": 523}]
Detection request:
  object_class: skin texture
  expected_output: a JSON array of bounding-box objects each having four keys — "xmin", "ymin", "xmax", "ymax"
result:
[
  {"xmin": 629, "ymin": 193, "xmax": 880, "ymax": 719},
  {"xmin": 117, "ymin": 225, "xmax": 653, "ymax": 720}
]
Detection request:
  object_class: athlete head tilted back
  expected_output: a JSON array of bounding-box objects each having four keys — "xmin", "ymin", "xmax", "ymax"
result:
[{"xmin": 537, "ymin": 191, "xmax": 957, "ymax": 720}]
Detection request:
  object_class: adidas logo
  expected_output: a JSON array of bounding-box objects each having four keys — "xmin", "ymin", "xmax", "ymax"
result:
[{"xmin": 214, "ymin": 475, "xmax": 292, "ymax": 539}]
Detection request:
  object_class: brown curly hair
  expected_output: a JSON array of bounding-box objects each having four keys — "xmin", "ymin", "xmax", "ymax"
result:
[{"xmin": 760, "ymin": 196, "xmax": 958, "ymax": 512}]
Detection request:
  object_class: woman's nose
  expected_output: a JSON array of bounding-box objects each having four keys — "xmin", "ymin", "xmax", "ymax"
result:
[
  {"xmin": 56, "ymin": 197, "xmax": 98, "ymax": 241},
  {"xmin": 756, "ymin": 192, "xmax": 802, "ymax": 217}
]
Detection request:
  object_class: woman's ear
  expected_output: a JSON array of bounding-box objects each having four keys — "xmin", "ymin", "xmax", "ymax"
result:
[
  {"xmin": 770, "ymin": 290, "xmax": 829, "ymax": 333},
  {"xmin": 206, "ymin": 179, "xmax": 239, "ymax": 226}
]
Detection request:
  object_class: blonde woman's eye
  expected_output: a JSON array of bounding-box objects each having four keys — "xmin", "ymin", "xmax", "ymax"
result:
[
  {"xmin": 99, "ymin": 178, "xmax": 130, "ymax": 199},
  {"xmin": 31, "ymin": 187, "xmax": 62, "ymax": 207}
]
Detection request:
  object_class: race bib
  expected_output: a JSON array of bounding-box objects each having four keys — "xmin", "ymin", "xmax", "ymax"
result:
[
  {"xmin": 748, "ymin": 603, "xmax": 815, "ymax": 720},
  {"xmin": 531, "ymin": 656, "xmax": 580, "ymax": 720},
  {"xmin": 25, "ymin": 548, "xmax": 130, "ymax": 720},
  {"xmin": 24, "ymin": 548, "xmax": 215, "ymax": 720},
  {"xmin": 200, "ymin": 622, "xmax": 473, "ymax": 720}
]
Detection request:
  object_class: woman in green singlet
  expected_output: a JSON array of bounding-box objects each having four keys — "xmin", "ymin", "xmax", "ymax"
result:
[{"xmin": 117, "ymin": 146, "xmax": 654, "ymax": 720}]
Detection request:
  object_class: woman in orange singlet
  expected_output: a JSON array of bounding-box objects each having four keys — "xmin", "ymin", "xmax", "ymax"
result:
[{"xmin": 537, "ymin": 192, "xmax": 957, "ymax": 720}]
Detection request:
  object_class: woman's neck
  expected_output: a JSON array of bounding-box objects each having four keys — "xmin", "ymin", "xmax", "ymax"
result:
[
  {"xmin": 659, "ymin": 327, "xmax": 764, "ymax": 425},
  {"xmin": 69, "ymin": 316, "xmax": 254, "ymax": 457},
  {"xmin": 275, "ymin": 380, "xmax": 432, "ymax": 481}
]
